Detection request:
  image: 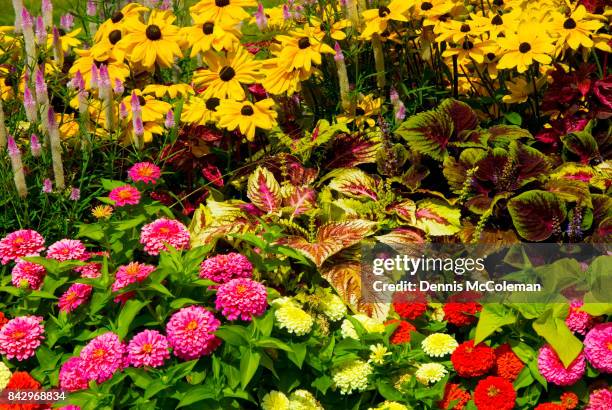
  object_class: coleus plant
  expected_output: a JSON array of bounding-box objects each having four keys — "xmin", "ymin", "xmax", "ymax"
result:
[{"xmin": 190, "ymin": 99, "xmax": 612, "ymax": 320}]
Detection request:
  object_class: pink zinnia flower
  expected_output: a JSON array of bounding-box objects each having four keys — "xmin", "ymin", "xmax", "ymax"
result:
[
  {"xmin": 538, "ymin": 344, "xmax": 585, "ymax": 386},
  {"xmin": 199, "ymin": 252, "xmax": 253, "ymax": 283},
  {"xmin": 47, "ymin": 239, "xmax": 88, "ymax": 261},
  {"xmin": 0, "ymin": 315, "xmax": 44, "ymax": 360},
  {"xmin": 166, "ymin": 306, "xmax": 220, "ymax": 360},
  {"xmin": 586, "ymin": 388, "xmax": 612, "ymax": 410},
  {"xmin": 0, "ymin": 229, "xmax": 45, "ymax": 265},
  {"xmin": 584, "ymin": 323, "xmax": 612, "ymax": 373},
  {"xmin": 112, "ymin": 262, "xmax": 156, "ymax": 292},
  {"xmin": 109, "ymin": 185, "xmax": 141, "ymax": 207},
  {"xmin": 75, "ymin": 262, "xmax": 102, "ymax": 279},
  {"xmin": 128, "ymin": 162, "xmax": 161, "ymax": 184},
  {"xmin": 140, "ymin": 218, "xmax": 190, "ymax": 256},
  {"xmin": 59, "ymin": 283, "xmax": 93, "ymax": 313},
  {"xmin": 79, "ymin": 332, "xmax": 126, "ymax": 383},
  {"xmin": 11, "ymin": 259, "xmax": 46, "ymax": 289},
  {"xmin": 127, "ymin": 329, "xmax": 170, "ymax": 368},
  {"xmin": 215, "ymin": 278, "xmax": 267, "ymax": 321},
  {"xmin": 566, "ymin": 299, "xmax": 595, "ymax": 335},
  {"xmin": 59, "ymin": 357, "xmax": 89, "ymax": 392}
]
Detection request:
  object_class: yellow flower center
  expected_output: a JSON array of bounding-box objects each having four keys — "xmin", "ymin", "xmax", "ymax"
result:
[
  {"xmin": 13, "ymin": 237, "xmax": 24, "ymax": 244},
  {"xmin": 141, "ymin": 343, "xmax": 153, "ymax": 353},
  {"xmin": 118, "ymin": 189, "xmax": 134, "ymax": 199},
  {"xmin": 186, "ymin": 320, "xmax": 198, "ymax": 331},
  {"xmin": 11, "ymin": 331, "xmax": 25, "ymax": 340},
  {"xmin": 487, "ymin": 386, "xmax": 500, "ymax": 397},
  {"xmin": 158, "ymin": 227, "xmax": 170, "ymax": 234},
  {"xmin": 93, "ymin": 348, "xmax": 106, "ymax": 358},
  {"xmin": 236, "ymin": 284, "xmax": 247, "ymax": 294}
]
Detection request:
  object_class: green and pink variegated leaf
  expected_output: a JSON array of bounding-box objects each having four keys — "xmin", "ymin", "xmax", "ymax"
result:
[
  {"xmin": 562, "ymin": 129, "xmax": 601, "ymax": 164},
  {"xmin": 388, "ymin": 200, "xmax": 416, "ymax": 224},
  {"xmin": 247, "ymin": 166, "xmax": 282, "ymax": 213},
  {"xmin": 484, "ymin": 125, "xmax": 533, "ymax": 148},
  {"xmin": 326, "ymin": 131, "xmax": 382, "ymax": 168},
  {"xmin": 396, "ymin": 108, "xmax": 453, "ymax": 161},
  {"xmin": 328, "ymin": 169, "xmax": 379, "ymax": 200},
  {"xmin": 508, "ymin": 190, "xmax": 567, "ymax": 241},
  {"xmin": 412, "ymin": 199, "xmax": 462, "ymax": 236},
  {"xmin": 281, "ymin": 220, "xmax": 377, "ymax": 266},
  {"xmin": 544, "ymin": 178, "xmax": 592, "ymax": 207},
  {"xmin": 375, "ymin": 228, "xmax": 426, "ymax": 248},
  {"xmin": 438, "ymin": 98, "xmax": 479, "ymax": 138},
  {"xmin": 281, "ymin": 185, "xmax": 317, "ymax": 217},
  {"xmin": 443, "ymin": 148, "xmax": 487, "ymax": 194}
]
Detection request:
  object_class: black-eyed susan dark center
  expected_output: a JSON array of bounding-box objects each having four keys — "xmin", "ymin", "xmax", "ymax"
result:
[
  {"xmin": 215, "ymin": 0, "xmax": 230, "ymax": 7},
  {"xmin": 439, "ymin": 13, "xmax": 450, "ymax": 22},
  {"xmin": 486, "ymin": 52, "xmax": 496, "ymax": 61},
  {"xmin": 298, "ymin": 37, "xmax": 311, "ymax": 49},
  {"xmin": 202, "ymin": 22, "xmax": 214, "ymax": 35},
  {"xmin": 138, "ymin": 96, "xmax": 146, "ymax": 106},
  {"xmin": 493, "ymin": 0, "xmax": 504, "ymax": 6},
  {"xmin": 319, "ymin": 22, "xmax": 329, "ymax": 32},
  {"xmin": 421, "ymin": 2, "xmax": 433, "ymax": 11},
  {"xmin": 519, "ymin": 42, "xmax": 531, "ymax": 53},
  {"xmin": 460, "ymin": 24, "xmax": 471, "ymax": 33},
  {"xmin": 109, "ymin": 30, "xmax": 122, "ymax": 45},
  {"xmin": 111, "ymin": 11, "xmax": 124, "ymax": 24},
  {"xmin": 378, "ymin": 6, "xmax": 391, "ymax": 18},
  {"xmin": 146, "ymin": 25, "xmax": 162, "ymax": 41},
  {"xmin": 206, "ymin": 97, "xmax": 220, "ymax": 111},
  {"xmin": 491, "ymin": 15, "xmax": 503, "ymax": 25},
  {"xmin": 219, "ymin": 66, "xmax": 236, "ymax": 81},
  {"xmin": 355, "ymin": 107, "xmax": 366, "ymax": 116},
  {"xmin": 241, "ymin": 105, "xmax": 254, "ymax": 116},
  {"xmin": 462, "ymin": 40, "xmax": 474, "ymax": 50},
  {"xmin": 563, "ymin": 18, "xmax": 577, "ymax": 29}
]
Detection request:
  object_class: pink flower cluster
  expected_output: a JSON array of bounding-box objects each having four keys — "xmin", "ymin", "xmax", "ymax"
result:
[
  {"xmin": 112, "ymin": 262, "xmax": 156, "ymax": 292},
  {"xmin": 586, "ymin": 388, "xmax": 612, "ymax": 410},
  {"xmin": 47, "ymin": 239, "xmax": 88, "ymax": 261},
  {"xmin": 584, "ymin": 323, "xmax": 612, "ymax": 373},
  {"xmin": 127, "ymin": 329, "xmax": 170, "ymax": 368},
  {"xmin": 78, "ymin": 332, "xmax": 126, "ymax": 383},
  {"xmin": 11, "ymin": 260, "xmax": 46, "ymax": 289},
  {"xmin": 215, "ymin": 278, "xmax": 268, "ymax": 321},
  {"xmin": 59, "ymin": 283, "xmax": 93, "ymax": 313},
  {"xmin": 0, "ymin": 229, "xmax": 45, "ymax": 264},
  {"xmin": 565, "ymin": 299, "xmax": 595, "ymax": 335},
  {"xmin": 59, "ymin": 357, "xmax": 89, "ymax": 392},
  {"xmin": 128, "ymin": 162, "xmax": 161, "ymax": 184},
  {"xmin": 199, "ymin": 252, "xmax": 253, "ymax": 283},
  {"xmin": 166, "ymin": 306, "xmax": 220, "ymax": 360},
  {"xmin": 109, "ymin": 185, "xmax": 141, "ymax": 206},
  {"xmin": 140, "ymin": 218, "xmax": 190, "ymax": 255},
  {"xmin": 0, "ymin": 315, "xmax": 45, "ymax": 361},
  {"xmin": 537, "ymin": 344, "xmax": 585, "ymax": 386}
]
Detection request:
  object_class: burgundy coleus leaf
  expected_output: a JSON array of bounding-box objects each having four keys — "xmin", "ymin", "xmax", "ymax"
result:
[
  {"xmin": 326, "ymin": 132, "xmax": 382, "ymax": 168},
  {"xmin": 328, "ymin": 168, "xmax": 379, "ymax": 200},
  {"xmin": 247, "ymin": 166, "xmax": 282, "ymax": 213},
  {"xmin": 396, "ymin": 105, "xmax": 453, "ymax": 161},
  {"xmin": 437, "ymin": 98, "xmax": 479, "ymax": 138},
  {"xmin": 508, "ymin": 190, "xmax": 567, "ymax": 241},
  {"xmin": 443, "ymin": 148, "xmax": 487, "ymax": 194},
  {"xmin": 280, "ymin": 220, "xmax": 377, "ymax": 266},
  {"xmin": 561, "ymin": 129, "xmax": 601, "ymax": 164},
  {"xmin": 388, "ymin": 200, "xmax": 416, "ymax": 223},
  {"xmin": 202, "ymin": 164, "xmax": 224, "ymax": 187},
  {"xmin": 593, "ymin": 76, "xmax": 612, "ymax": 110}
]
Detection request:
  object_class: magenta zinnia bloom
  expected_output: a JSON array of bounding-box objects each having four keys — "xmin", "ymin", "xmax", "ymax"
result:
[
  {"xmin": 140, "ymin": 218, "xmax": 190, "ymax": 256},
  {"xmin": 0, "ymin": 229, "xmax": 45, "ymax": 265},
  {"xmin": 59, "ymin": 283, "xmax": 93, "ymax": 313},
  {"xmin": 0, "ymin": 315, "xmax": 44, "ymax": 361},
  {"xmin": 128, "ymin": 162, "xmax": 161, "ymax": 185},
  {"xmin": 199, "ymin": 252, "xmax": 253, "ymax": 284},
  {"xmin": 59, "ymin": 357, "xmax": 89, "ymax": 392},
  {"xmin": 166, "ymin": 306, "xmax": 220, "ymax": 360},
  {"xmin": 79, "ymin": 332, "xmax": 126, "ymax": 383},
  {"xmin": 47, "ymin": 239, "xmax": 88, "ymax": 261},
  {"xmin": 538, "ymin": 344, "xmax": 585, "ymax": 386},
  {"xmin": 586, "ymin": 388, "xmax": 612, "ymax": 410},
  {"xmin": 566, "ymin": 299, "xmax": 595, "ymax": 335},
  {"xmin": 75, "ymin": 261, "xmax": 102, "ymax": 279},
  {"xmin": 112, "ymin": 262, "xmax": 156, "ymax": 292},
  {"xmin": 584, "ymin": 323, "xmax": 612, "ymax": 373},
  {"xmin": 215, "ymin": 278, "xmax": 267, "ymax": 321},
  {"xmin": 11, "ymin": 259, "xmax": 46, "ymax": 289},
  {"xmin": 109, "ymin": 185, "xmax": 141, "ymax": 207},
  {"xmin": 127, "ymin": 329, "xmax": 170, "ymax": 368}
]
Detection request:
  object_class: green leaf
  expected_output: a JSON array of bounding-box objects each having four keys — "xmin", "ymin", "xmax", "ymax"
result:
[
  {"xmin": 376, "ymin": 380, "xmax": 404, "ymax": 401},
  {"xmin": 116, "ymin": 299, "xmax": 148, "ymax": 339},
  {"xmin": 255, "ymin": 337, "xmax": 292, "ymax": 351},
  {"xmin": 124, "ymin": 368, "xmax": 154, "ymax": 389},
  {"xmin": 286, "ymin": 342, "xmax": 307, "ymax": 368},
  {"xmin": 504, "ymin": 112, "xmax": 522, "ymax": 126},
  {"xmin": 532, "ymin": 307, "xmax": 583, "ymax": 367},
  {"xmin": 170, "ymin": 298, "xmax": 201, "ymax": 309},
  {"xmin": 311, "ymin": 375, "xmax": 333, "ymax": 394},
  {"xmin": 101, "ymin": 179, "xmax": 125, "ymax": 191},
  {"xmin": 240, "ymin": 349, "xmax": 261, "ymax": 389},
  {"xmin": 215, "ymin": 326, "xmax": 249, "ymax": 346},
  {"xmin": 176, "ymin": 386, "xmax": 216, "ymax": 408},
  {"xmin": 148, "ymin": 282, "xmax": 174, "ymax": 297},
  {"xmin": 474, "ymin": 304, "xmax": 517, "ymax": 344},
  {"xmin": 413, "ymin": 199, "xmax": 461, "ymax": 236}
]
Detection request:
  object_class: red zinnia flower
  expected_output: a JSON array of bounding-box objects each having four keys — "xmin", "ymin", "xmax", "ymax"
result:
[
  {"xmin": 561, "ymin": 392, "xmax": 579, "ymax": 409},
  {"xmin": 386, "ymin": 319, "xmax": 416, "ymax": 345},
  {"xmin": 494, "ymin": 344, "xmax": 524, "ymax": 381},
  {"xmin": 0, "ymin": 312, "xmax": 8, "ymax": 329},
  {"xmin": 0, "ymin": 371, "xmax": 43, "ymax": 410},
  {"xmin": 438, "ymin": 383, "xmax": 471, "ymax": 410},
  {"xmin": 451, "ymin": 340, "xmax": 495, "ymax": 377},
  {"xmin": 443, "ymin": 302, "xmax": 482, "ymax": 326},
  {"xmin": 473, "ymin": 376, "xmax": 516, "ymax": 410},
  {"xmin": 392, "ymin": 291, "xmax": 427, "ymax": 320}
]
